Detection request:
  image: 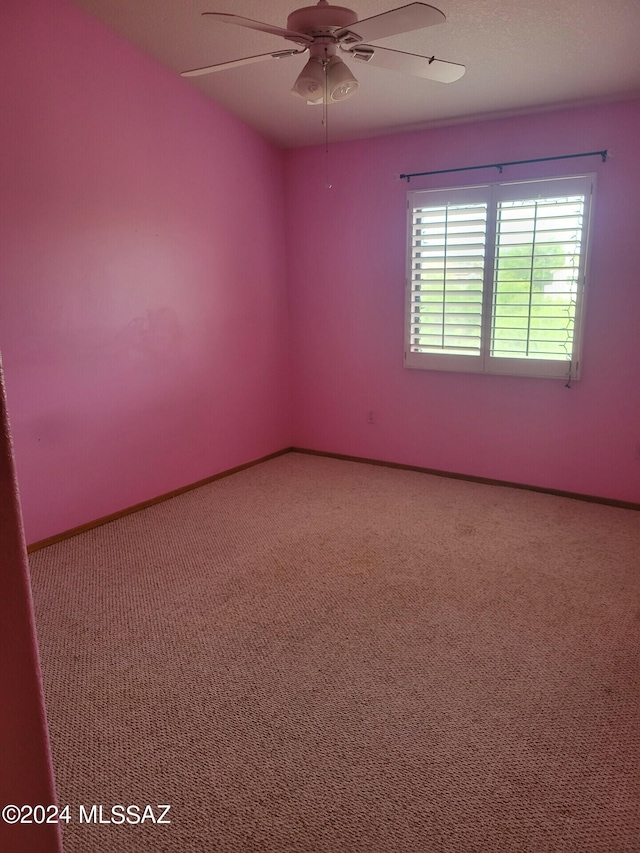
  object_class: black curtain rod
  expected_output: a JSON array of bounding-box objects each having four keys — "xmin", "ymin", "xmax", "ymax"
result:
[{"xmin": 399, "ymin": 150, "xmax": 608, "ymax": 182}]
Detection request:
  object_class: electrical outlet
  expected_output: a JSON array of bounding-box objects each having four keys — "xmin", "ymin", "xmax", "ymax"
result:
[{"xmin": 367, "ymin": 410, "xmax": 375, "ymax": 424}]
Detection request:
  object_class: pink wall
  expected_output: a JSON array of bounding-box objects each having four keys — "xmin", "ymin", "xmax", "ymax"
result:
[
  {"xmin": 0, "ymin": 361, "xmax": 61, "ymax": 852},
  {"xmin": 1, "ymin": 0, "xmax": 291, "ymax": 545},
  {"xmin": 286, "ymin": 100, "xmax": 640, "ymax": 503}
]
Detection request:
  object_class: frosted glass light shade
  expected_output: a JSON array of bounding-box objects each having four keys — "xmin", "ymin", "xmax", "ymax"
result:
[
  {"xmin": 327, "ymin": 55, "xmax": 359, "ymax": 101},
  {"xmin": 292, "ymin": 56, "xmax": 325, "ymax": 104}
]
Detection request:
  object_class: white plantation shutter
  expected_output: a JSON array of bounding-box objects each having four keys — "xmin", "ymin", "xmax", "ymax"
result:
[
  {"xmin": 405, "ymin": 175, "xmax": 594, "ymax": 379},
  {"xmin": 409, "ymin": 199, "xmax": 487, "ymax": 356},
  {"xmin": 492, "ymin": 191, "xmax": 587, "ymax": 360}
]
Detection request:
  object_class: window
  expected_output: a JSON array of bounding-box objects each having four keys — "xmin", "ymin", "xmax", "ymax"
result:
[{"xmin": 405, "ymin": 175, "xmax": 595, "ymax": 379}]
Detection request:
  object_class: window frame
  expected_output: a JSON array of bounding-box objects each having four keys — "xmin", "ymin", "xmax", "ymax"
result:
[{"xmin": 404, "ymin": 174, "xmax": 596, "ymax": 380}]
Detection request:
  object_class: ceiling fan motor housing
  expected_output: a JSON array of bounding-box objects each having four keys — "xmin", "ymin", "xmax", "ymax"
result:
[{"xmin": 287, "ymin": 2, "xmax": 358, "ymax": 37}]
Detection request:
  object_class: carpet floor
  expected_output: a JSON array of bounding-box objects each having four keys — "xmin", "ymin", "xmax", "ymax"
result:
[{"xmin": 29, "ymin": 452, "xmax": 640, "ymax": 852}]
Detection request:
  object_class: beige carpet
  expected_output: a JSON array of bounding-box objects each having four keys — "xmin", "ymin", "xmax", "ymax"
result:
[{"xmin": 29, "ymin": 452, "xmax": 640, "ymax": 852}]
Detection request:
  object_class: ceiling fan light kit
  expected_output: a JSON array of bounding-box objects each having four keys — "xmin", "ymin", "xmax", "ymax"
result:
[
  {"xmin": 182, "ymin": 1, "xmax": 465, "ymax": 103},
  {"xmin": 292, "ymin": 50, "xmax": 360, "ymax": 104}
]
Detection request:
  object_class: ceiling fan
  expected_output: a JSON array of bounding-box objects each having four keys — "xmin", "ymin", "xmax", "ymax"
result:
[{"xmin": 181, "ymin": 1, "xmax": 465, "ymax": 105}]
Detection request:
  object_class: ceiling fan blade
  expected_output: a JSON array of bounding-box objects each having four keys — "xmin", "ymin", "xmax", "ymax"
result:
[
  {"xmin": 348, "ymin": 44, "xmax": 465, "ymax": 82},
  {"xmin": 336, "ymin": 3, "xmax": 445, "ymax": 46},
  {"xmin": 202, "ymin": 12, "xmax": 312, "ymax": 46},
  {"xmin": 181, "ymin": 49, "xmax": 305, "ymax": 78}
]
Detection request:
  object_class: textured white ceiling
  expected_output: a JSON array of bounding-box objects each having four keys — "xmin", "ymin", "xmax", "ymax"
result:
[{"xmin": 71, "ymin": 0, "xmax": 640, "ymax": 148}]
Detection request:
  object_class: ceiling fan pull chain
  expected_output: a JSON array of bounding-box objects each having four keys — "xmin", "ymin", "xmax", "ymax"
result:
[
  {"xmin": 322, "ymin": 50, "xmax": 327, "ymax": 130},
  {"xmin": 323, "ymin": 50, "xmax": 332, "ymax": 188},
  {"xmin": 324, "ymin": 108, "xmax": 332, "ymax": 188}
]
